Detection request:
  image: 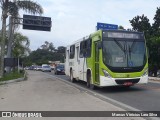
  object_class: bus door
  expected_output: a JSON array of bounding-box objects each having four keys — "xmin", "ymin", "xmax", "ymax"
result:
[{"xmin": 94, "ymin": 41, "xmax": 100, "ymax": 83}]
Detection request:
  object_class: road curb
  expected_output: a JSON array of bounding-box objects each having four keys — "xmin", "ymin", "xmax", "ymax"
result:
[
  {"xmin": 149, "ymin": 77, "xmax": 160, "ymax": 83},
  {"xmin": 0, "ymin": 71, "xmax": 27, "ymax": 85},
  {"xmin": 149, "ymin": 77, "xmax": 160, "ymax": 80}
]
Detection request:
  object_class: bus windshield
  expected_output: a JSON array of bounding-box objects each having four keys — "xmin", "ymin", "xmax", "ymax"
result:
[{"xmin": 102, "ymin": 38, "xmax": 146, "ymax": 71}]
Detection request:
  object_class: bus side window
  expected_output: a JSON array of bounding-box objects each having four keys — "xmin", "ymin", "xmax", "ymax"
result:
[
  {"xmin": 80, "ymin": 42, "xmax": 84, "ymax": 58},
  {"xmin": 86, "ymin": 39, "xmax": 91, "ymax": 57},
  {"xmin": 80, "ymin": 39, "xmax": 92, "ymax": 58},
  {"xmin": 83, "ymin": 41, "xmax": 87, "ymax": 57},
  {"xmin": 70, "ymin": 45, "xmax": 75, "ymax": 59}
]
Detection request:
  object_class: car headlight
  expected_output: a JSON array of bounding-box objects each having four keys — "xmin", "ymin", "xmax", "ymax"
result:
[
  {"xmin": 142, "ymin": 68, "xmax": 148, "ymax": 77},
  {"xmin": 102, "ymin": 69, "xmax": 111, "ymax": 78},
  {"xmin": 57, "ymin": 69, "xmax": 61, "ymax": 71}
]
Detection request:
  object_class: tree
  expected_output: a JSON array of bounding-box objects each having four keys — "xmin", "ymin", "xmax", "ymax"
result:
[
  {"xmin": 0, "ymin": 0, "xmax": 43, "ymax": 76},
  {"xmin": 118, "ymin": 25, "xmax": 125, "ymax": 30},
  {"xmin": 129, "ymin": 14, "xmax": 151, "ymax": 39},
  {"xmin": 12, "ymin": 32, "xmax": 30, "ymax": 57},
  {"xmin": 57, "ymin": 46, "xmax": 65, "ymax": 63},
  {"xmin": 152, "ymin": 7, "xmax": 160, "ymax": 36},
  {"xmin": 23, "ymin": 45, "xmax": 66, "ymax": 66},
  {"xmin": 41, "ymin": 41, "xmax": 55, "ymax": 52},
  {"xmin": 0, "ymin": 0, "xmax": 9, "ymax": 77},
  {"xmin": 57, "ymin": 46, "xmax": 65, "ymax": 53}
]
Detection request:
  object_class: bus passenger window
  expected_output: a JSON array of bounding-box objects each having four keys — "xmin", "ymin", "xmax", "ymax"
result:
[
  {"xmin": 70, "ymin": 45, "xmax": 75, "ymax": 59},
  {"xmin": 80, "ymin": 42, "xmax": 84, "ymax": 58},
  {"xmin": 86, "ymin": 39, "xmax": 91, "ymax": 57},
  {"xmin": 79, "ymin": 39, "xmax": 92, "ymax": 58}
]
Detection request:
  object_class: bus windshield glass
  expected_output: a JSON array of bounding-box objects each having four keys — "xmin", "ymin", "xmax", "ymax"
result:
[{"xmin": 102, "ymin": 38, "xmax": 146, "ymax": 70}]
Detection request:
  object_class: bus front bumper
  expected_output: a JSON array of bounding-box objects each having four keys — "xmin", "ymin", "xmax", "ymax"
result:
[{"xmin": 99, "ymin": 75, "xmax": 148, "ymax": 87}]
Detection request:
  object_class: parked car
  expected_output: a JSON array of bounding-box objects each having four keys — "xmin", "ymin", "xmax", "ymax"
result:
[
  {"xmin": 24, "ymin": 67, "xmax": 29, "ymax": 70},
  {"xmin": 36, "ymin": 66, "xmax": 42, "ymax": 71},
  {"xmin": 42, "ymin": 65, "xmax": 51, "ymax": 72},
  {"xmin": 28, "ymin": 66, "xmax": 34, "ymax": 70},
  {"xmin": 54, "ymin": 65, "xmax": 65, "ymax": 75},
  {"xmin": 50, "ymin": 66, "xmax": 55, "ymax": 70}
]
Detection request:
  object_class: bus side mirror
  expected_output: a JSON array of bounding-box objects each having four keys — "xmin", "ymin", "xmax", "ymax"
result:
[{"xmin": 98, "ymin": 41, "xmax": 102, "ymax": 49}]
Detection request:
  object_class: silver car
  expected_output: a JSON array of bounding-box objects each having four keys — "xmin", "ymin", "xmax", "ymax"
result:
[{"xmin": 42, "ymin": 65, "xmax": 51, "ymax": 72}]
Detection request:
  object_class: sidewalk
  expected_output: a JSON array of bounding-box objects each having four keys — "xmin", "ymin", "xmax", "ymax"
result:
[
  {"xmin": 0, "ymin": 71, "xmax": 149, "ymax": 120},
  {"xmin": 149, "ymin": 76, "xmax": 160, "ymax": 82}
]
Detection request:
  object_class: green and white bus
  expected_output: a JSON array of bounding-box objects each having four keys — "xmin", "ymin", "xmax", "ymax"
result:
[{"xmin": 65, "ymin": 30, "xmax": 148, "ymax": 88}]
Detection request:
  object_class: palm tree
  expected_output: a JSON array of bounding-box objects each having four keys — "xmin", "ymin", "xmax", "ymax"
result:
[
  {"xmin": 0, "ymin": 0, "xmax": 43, "ymax": 76},
  {"xmin": 12, "ymin": 32, "xmax": 30, "ymax": 57}
]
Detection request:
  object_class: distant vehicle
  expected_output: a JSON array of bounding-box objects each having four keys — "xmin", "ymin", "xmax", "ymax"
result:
[
  {"xmin": 42, "ymin": 65, "xmax": 51, "ymax": 72},
  {"xmin": 34, "ymin": 66, "xmax": 37, "ymax": 70},
  {"xmin": 29, "ymin": 66, "xmax": 34, "ymax": 70},
  {"xmin": 54, "ymin": 65, "xmax": 65, "ymax": 75},
  {"xmin": 42, "ymin": 64, "xmax": 48, "ymax": 66},
  {"xmin": 24, "ymin": 67, "xmax": 29, "ymax": 70},
  {"xmin": 36, "ymin": 66, "xmax": 42, "ymax": 71},
  {"xmin": 157, "ymin": 70, "xmax": 160, "ymax": 78},
  {"xmin": 50, "ymin": 66, "xmax": 55, "ymax": 70}
]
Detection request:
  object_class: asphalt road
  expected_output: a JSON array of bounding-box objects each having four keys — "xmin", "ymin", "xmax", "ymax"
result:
[{"xmin": 47, "ymin": 71, "xmax": 160, "ymax": 111}]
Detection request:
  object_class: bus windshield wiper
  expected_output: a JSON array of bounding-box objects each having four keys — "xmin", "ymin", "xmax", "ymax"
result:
[
  {"xmin": 114, "ymin": 39, "xmax": 126, "ymax": 56},
  {"xmin": 130, "ymin": 40, "xmax": 136, "ymax": 51}
]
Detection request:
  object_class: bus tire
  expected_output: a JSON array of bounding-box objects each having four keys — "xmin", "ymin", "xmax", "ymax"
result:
[
  {"xmin": 87, "ymin": 71, "xmax": 96, "ymax": 90},
  {"xmin": 90, "ymin": 84, "xmax": 96, "ymax": 90},
  {"xmin": 70, "ymin": 70, "xmax": 75, "ymax": 83},
  {"xmin": 87, "ymin": 73, "xmax": 91, "ymax": 88}
]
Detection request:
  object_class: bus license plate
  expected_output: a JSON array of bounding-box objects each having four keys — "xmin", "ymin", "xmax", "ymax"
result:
[{"xmin": 123, "ymin": 82, "xmax": 133, "ymax": 86}]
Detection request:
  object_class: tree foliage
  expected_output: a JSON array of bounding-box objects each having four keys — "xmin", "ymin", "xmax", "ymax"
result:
[
  {"xmin": 41, "ymin": 41, "xmax": 55, "ymax": 52},
  {"xmin": 23, "ymin": 42, "xmax": 66, "ymax": 66},
  {"xmin": 12, "ymin": 32, "xmax": 30, "ymax": 57}
]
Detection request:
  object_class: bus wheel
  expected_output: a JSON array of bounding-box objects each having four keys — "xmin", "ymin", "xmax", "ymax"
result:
[
  {"xmin": 70, "ymin": 70, "xmax": 75, "ymax": 83},
  {"xmin": 87, "ymin": 74, "xmax": 91, "ymax": 88},
  {"xmin": 90, "ymin": 84, "xmax": 96, "ymax": 90},
  {"xmin": 87, "ymin": 72, "xmax": 96, "ymax": 90}
]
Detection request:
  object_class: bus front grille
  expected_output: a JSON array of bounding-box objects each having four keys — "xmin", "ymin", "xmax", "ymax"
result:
[{"xmin": 115, "ymin": 78, "xmax": 140, "ymax": 85}]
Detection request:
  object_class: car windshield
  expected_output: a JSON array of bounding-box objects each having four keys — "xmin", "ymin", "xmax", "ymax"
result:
[
  {"xmin": 43, "ymin": 66, "xmax": 50, "ymax": 68},
  {"xmin": 57, "ymin": 65, "xmax": 64, "ymax": 68},
  {"xmin": 103, "ymin": 38, "xmax": 146, "ymax": 68}
]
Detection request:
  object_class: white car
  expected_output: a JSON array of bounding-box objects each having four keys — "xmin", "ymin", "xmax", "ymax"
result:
[{"xmin": 41, "ymin": 65, "xmax": 51, "ymax": 72}]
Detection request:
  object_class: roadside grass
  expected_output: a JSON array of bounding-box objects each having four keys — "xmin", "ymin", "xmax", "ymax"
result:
[{"xmin": 0, "ymin": 70, "xmax": 25, "ymax": 81}]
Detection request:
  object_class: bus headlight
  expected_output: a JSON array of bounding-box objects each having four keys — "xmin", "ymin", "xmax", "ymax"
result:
[
  {"xmin": 102, "ymin": 69, "xmax": 111, "ymax": 78},
  {"xmin": 142, "ymin": 68, "xmax": 148, "ymax": 77}
]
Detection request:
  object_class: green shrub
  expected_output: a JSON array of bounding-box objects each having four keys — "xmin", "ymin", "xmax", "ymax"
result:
[{"xmin": 0, "ymin": 70, "xmax": 24, "ymax": 81}]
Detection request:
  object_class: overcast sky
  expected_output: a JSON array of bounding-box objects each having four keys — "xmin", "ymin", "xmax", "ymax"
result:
[{"xmin": 1, "ymin": 0, "xmax": 159, "ymax": 50}]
